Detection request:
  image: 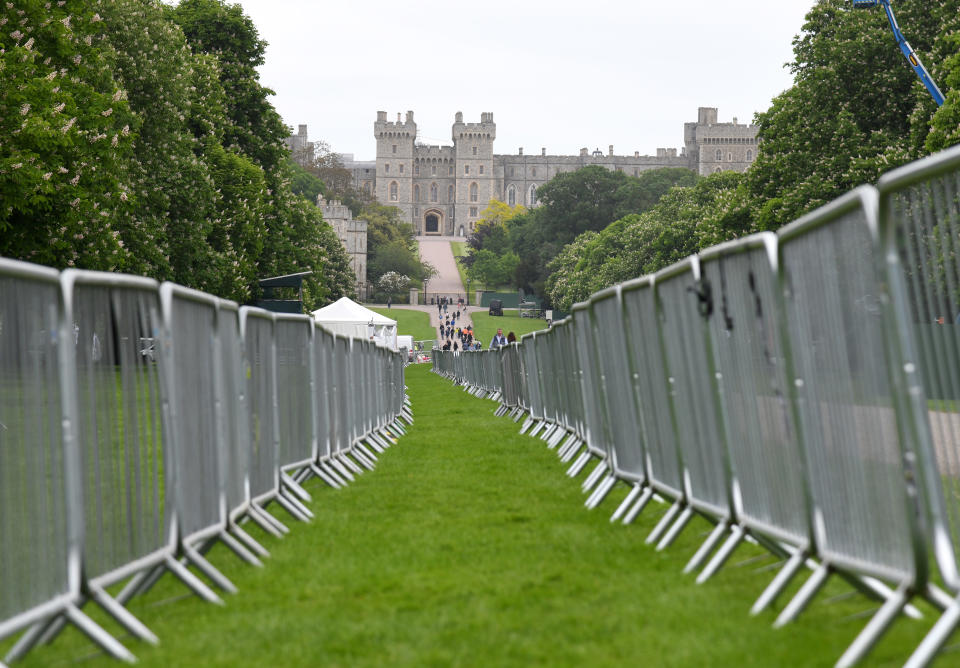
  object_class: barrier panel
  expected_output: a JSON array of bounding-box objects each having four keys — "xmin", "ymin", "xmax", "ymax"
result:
[
  {"xmin": 697, "ymin": 234, "xmax": 813, "ymax": 593},
  {"xmin": 620, "ymin": 277, "xmax": 685, "ymax": 507},
  {"xmin": 588, "ymin": 286, "xmax": 644, "ymax": 484},
  {"xmin": 0, "ymin": 260, "xmax": 95, "ymax": 658},
  {"xmin": 776, "ymin": 187, "xmax": 929, "ymax": 665},
  {"xmin": 877, "ymin": 144, "xmax": 960, "ymax": 667},
  {"xmin": 273, "ymin": 314, "xmax": 316, "ymax": 520},
  {"xmin": 651, "ymin": 258, "xmax": 734, "ymax": 549}
]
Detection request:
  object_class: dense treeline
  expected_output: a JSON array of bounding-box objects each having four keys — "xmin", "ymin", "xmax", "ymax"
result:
[
  {"xmin": 533, "ymin": 0, "xmax": 960, "ymax": 310},
  {"xmin": 0, "ymin": 0, "xmax": 353, "ymax": 308}
]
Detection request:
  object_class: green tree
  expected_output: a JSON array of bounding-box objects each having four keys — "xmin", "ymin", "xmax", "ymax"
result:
[{"xmin": 0, "ymin": 0, "xmax": 137, "ymax": 270}]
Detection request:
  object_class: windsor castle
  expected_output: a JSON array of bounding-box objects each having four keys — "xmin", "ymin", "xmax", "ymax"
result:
[{"xmin": 287, "ymin": 107, "xmax": 758, "ymax": 291}]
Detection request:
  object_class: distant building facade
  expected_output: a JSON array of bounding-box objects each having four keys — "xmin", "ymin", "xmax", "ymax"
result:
[
  {"xmin": 318, "ymin": 196, "xmax": 367, "ymax": 298},
  {"xmin": 285, "ymin": 124, "xmax": 314, "ymax": 165},
  {"xmin": 287, "ymin": 107, "xmax": 757, "ymax": 237}
]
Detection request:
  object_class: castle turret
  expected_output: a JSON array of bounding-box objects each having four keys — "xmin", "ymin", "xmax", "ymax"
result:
[
  {"xmin": 374, "ymin": 110, "xmax": 417, "ymax": 223},
  {"xmin": 452, "ymin": 112, "xmax": 496, "ymax": 235}
]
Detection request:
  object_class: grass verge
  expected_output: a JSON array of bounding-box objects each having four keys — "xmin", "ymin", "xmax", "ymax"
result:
[
  {"xmin": 7, "ymin": 364, "xmax": 944, "ymax": 667},
  {"xmin": 471, "ymin": 309, "xmax": 547, "ymax": 346},
  {"xmin": 368, "ymin": 307, "xmax": 435, "ymax": 341}
]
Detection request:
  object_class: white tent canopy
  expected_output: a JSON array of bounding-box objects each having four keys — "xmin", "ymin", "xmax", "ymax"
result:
[{"xmin": 311, "ymin": 297, "xmax": 398, "ymax": 351}]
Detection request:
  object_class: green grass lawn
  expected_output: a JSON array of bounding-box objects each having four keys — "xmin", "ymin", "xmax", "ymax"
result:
[
  {"xmin": 368, "ymin": 307, "xmax": 435, "ymax": 341},
  {"xmin": 6, "ymin": 364, "xmax": 948, "ymax": 666},
  {"xmin": 470, "ymin": 309, "xmax": 547, "ymax": 347}
]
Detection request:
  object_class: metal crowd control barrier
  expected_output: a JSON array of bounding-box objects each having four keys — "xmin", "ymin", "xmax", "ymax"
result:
[
  {"xmin": 586, "ymin": 286, "xmax": 647, "ymax": 518},
  {"xmin": 0, "ymin": 259, "xmax": 126, "ymax": 662},
  {"xmin": 273, "ymin": 314, "xmax": 317, "ymax": 522},
  {"xmin": 619, "ymin": 276, "xmax": 685, "ymax": 525},
  {"xmin": 650, "ymin": 258, "xmax": 736, "ymax": 555},
  {"xmin": 158, "ymin": 285, "xmax": 258, "ymax": 600},
  {"xmin": 774, "ymin": 188, "xmax": 933, "ymax": 666},
  {"xmin": 877, "ymin": 143, "xmax": 960, "ymax": 667},
  {"xmin": 696, "ymin": 234, "xmax": 814, "ymax": 600}
]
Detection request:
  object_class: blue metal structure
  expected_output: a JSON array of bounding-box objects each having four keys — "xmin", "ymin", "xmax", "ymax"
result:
[{"xmin": 852, "ymin": 0, "xmax": 945, "ymax": 106}]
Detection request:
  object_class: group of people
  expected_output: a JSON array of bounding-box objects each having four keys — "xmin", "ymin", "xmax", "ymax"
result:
[{"xmin": 439, "ymin": 313, "xmax": 480, "ymax": 352}]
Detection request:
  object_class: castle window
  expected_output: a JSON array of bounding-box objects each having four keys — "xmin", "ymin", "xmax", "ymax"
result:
[
  {"xmin": 449, "ymin": 166, "xmax": 454, "ymax": 176},
  {"xmin": 507, "ymin": 185, "xmax": 516, "ymax": 207},
  {"xmin": 430, "ymin": 183, "xmax": 438, "ymax": 202},
  {"xmin": 448, "ymin": 185, "xmax": 454, "ymax": 201},
  {"xmin": 470, "ymin": 182, "xmax": 478, "ymax": 202},
  {"xmin": 470, "ymin": 207, "xmax": 478, "ymax": 217},
  {"xmin": 415, "ymin": 164, "xmax": 420, "ymax": 175},
  {"xmin": 714, "ymin": 167, "xmax": 722, "ymax": 173},
  {"xmin": 464, "ymin": 165, "xmax": 470, "ymax": 175},
  {"xmin": 715, "ymin": 149, "xmax": 722, "ymax": 161},
  {"xmin": 414, "ymin": 185, "xmax": 420, "ymax": 202},
  {"xmin": 509, "ymin": 167, "xmax": 514, "ymax": 176},
  {"xmin": 385, "ymin": 163, "xmax": 390, "ymax": 173},
  {"xmin": 392, "ymin": 144, "xmax": 397, "ymax": 154},
  {"xmin": 528, "ymin": 185, "xmax": 537, "ymax": 207},
  {"xmin": 389, "ymin": 181, "xmax": 398, "ymax": 201},
  {"xmin": 399, "ymin": 164, "xmax": 405, "ymax": 174},
  {"xmin": 634, "ymin": 169, "xmax": 638, "ymax": 176},
  {"xmin": 727, "ymin": 152, "xmax": 732, "ymax": 162},
  {"xmin": 479, "ymin": 165, "xmax": 485, "ymax": 175},
  {"xmin": 363, "ymin": 182, "xmax": 371, "ymax": 195},
  {"xmin": 472, "ymin": 146, "xmax": 477, "ymax": 156},
  {"xmin": 431, "ymin": 165, "xmax": 437, "ymax": 176},
  {"xmin": 746, "ymin": 149, "xmax": 753, "ymax": 161},
  {"xmin": 532, "ymin": 168, "xmax": 537, "ymax": 177}
]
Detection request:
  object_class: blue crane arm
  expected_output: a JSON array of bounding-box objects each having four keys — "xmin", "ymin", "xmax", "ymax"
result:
[{"xmin": 855, "ymin": 0, "xmax": 945, "ymax": 106}]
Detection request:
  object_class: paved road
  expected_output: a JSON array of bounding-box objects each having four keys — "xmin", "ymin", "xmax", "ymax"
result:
[{"xmin": 417, "ymin": 235, "xmax": 464, "ymax": 296}]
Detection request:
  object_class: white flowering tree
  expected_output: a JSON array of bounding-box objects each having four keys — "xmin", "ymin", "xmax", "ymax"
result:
[
  {"xmin": 376, "ymin": 271, "xmax": 410, "ymax": 301},
  {"xmin": 0, "ymin": 1, "xmax": 137, "ymax": 269}
]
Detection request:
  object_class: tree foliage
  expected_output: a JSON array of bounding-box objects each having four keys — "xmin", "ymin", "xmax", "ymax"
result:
[{"xmin": 0, "ymin": 0, "xmax": 352, "ymax": 308}]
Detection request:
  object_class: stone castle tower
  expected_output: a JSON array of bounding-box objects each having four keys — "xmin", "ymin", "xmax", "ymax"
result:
[{"xmin": 294, "ymin": 107, "xmax": 759, "ymax": 237}]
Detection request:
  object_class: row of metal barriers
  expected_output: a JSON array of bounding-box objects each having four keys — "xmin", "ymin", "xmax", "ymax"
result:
[
  {"xmin": 0, "ymin": 260, "xmax": 412, "ymax": 664},
  {"xmin": 433, "ymin": 144, "xmax": 960, "ymax": 667}
]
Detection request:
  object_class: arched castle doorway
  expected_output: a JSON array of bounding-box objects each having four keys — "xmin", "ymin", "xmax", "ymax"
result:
[{"xmin": 424, "ymin": 209, "xmax": 443, "ymax": 235}]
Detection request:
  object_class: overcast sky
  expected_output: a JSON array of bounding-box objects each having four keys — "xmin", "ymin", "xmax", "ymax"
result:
[{"xmin": 233, "ymin": 0, "xmax": 818, "ymax": 161}]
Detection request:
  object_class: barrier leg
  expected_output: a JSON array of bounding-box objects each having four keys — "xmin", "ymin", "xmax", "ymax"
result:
[
  {"xmin": 229, "ymin": 521, "xmax": 270, "ymax": 559},
  {"xmin": 329, "ymin": 457, "xmax": 356, "ymax": 482},
  {"xmin": 646, "ymin": 500, "xmax": 683, "ymax": 545},
  {"xmin": 774, "ymin": 563, "xmax": 831, "ymax": 628},
  {"xmin": 250, "ymin": 503, "xmax": 290, "ymax": 535},
  {"xmin": 339, "ymin": 452, "xmax": 365, "ymax": 474},
  {"xmin": 355, "ymin": 442, "xmax": 378, "ymax": 463},
  {"xmin": 684, "ymin": 520, "xmax": 730, "ymax": 574},
  {"xmin": 751, "ymin": 550, "xmax": 807, "ymax": 615},
  {"xmin": 696, "ymin": 524, "xmax": 746, "ymax": 584},
  {"xmin": 585, "ymin": 474, "xmax": 617, "ymax": 509},
  {"xmin": 162, "ymin": 554, "xmax": 223, "ymax": 605},
  {"xmin": 115, "ymin": 563, "xmax": 164, "ymax": 606},
  {"xmin": 61, "ymin": 605, "xmax": 136, "ymax": 664},
  {"xmin": 566, "ymin": 451, "xmax": 592, "ymax": 477},
  {"xmin": 319, "ymin": 461, "xmax": 349, "ymax": 487},
  {"xmin": 88, "ymin": 583, "xmax": 158, "ymax": 645},
  {"xmin": 905, "ymin": 595, "xmax": 960, "ymax": 668},
  {"xmin": 623, "ymin": 487, "xmax": 655, "ymax": 525},
  {"xmin": 277, "ymin": 490, "xmax": 313, "ymax": 522},
  {"xmin": 539, "ymin": 424, "xmax": 557, "ymax": 442},
  {"xmin": 836, "ymin": 584, "xmax": 910, "ymax": 668},
  {"xmin": 557, "ymin": 434, "xmax": 580, "ymax": 461},
  {"xmin": 520, "ymin": 417, "xmax": 536, "ymax": 435},
  {"xmin": 182, "ymin": 543, "xmax": 238, "ymax": 594},
  {"xmin": 580, "ymin": 460, "xmax": 608, "ymax": 491},
  {"xmin": 281, "ymin": 472, "xmax": 312, "ymax": 503},
  {"xmin": 560, "ymin": 440, "xmax": 585, "ymax": 465},
  {"xmin": 546, "ymin": 428, "xmax": 567, "ymax": 449},
  {"xmin": 310, "ymin": 462, "xmax": 343, "ymax": 489},
  {"xmin": 838, "ymin": 573, "xmax": 922, "ymax": 620},
  {"xmin": 611, "ymin": 484, "xmax": 642, "ymax": 522},
  {"xmin": 528, "ymin": 420, "xmax": 545, "ymax": 437},
  {"xmin": 655, "ymin": 505, "xmax": 694, "ymax": 551},
  {"xmin": 6, "ymin": 613, "xmax": 65, "ymax": 662},
  {"xmin": 365, "ymin": 436, "xmax": 386, "ymax": 454},
  {"xmin": 349, "ymin": 449, "xmax": 376, "ymax": 472}
]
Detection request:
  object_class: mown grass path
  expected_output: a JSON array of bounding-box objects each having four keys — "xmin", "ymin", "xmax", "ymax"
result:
[{"xmin": 16, "ymin": 365, "xmax": 943, "ymax": 666}]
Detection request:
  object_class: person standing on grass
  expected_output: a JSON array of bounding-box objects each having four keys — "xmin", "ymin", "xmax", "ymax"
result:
[
  {"xmin": 491, "ymin": 328, "xmax": 507, "ymax": 349},
  {"xmin": 387, "ymin": 296, "xmax": 392, "ymax": 309},
  {"xmin": 507, "ymin": 331, "xmax": 516, "ymax": 344}
]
